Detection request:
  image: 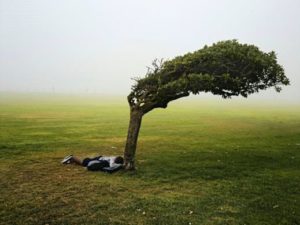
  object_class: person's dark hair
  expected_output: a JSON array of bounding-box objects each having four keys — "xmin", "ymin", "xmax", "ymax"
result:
[{"xmin": 115, "ymin": 156, "xmax": 124, "ymax": 164}]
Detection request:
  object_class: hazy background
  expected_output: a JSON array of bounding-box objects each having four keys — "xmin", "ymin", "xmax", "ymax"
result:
[{"xmin": 0, "ymin": 0, "xmax": 299, "ymax": 102}]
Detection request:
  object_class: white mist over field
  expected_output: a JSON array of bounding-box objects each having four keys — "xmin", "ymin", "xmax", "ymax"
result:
[{"xmin": 0, "ymin": 0, "xmax": 299, "ymax": 103}]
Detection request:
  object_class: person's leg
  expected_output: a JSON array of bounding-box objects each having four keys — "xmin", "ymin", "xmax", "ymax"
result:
[
  {"xmin": 62, "ymin": 155, "xmax": 102, "ymax": 167},
  {"xmin": 80, "ymin": 156, "xmax": 102, "ymax": 167},
  {"xmin": 90, "ymin": 156, "xmax": 102, "ymax": 161},
  {"xmin": 70, "ymin": 156, "xmax": 83, "ymax": 165},
  {"xmin": 81, "ymin": 157, "xmax": 93, "ymax": 167}
]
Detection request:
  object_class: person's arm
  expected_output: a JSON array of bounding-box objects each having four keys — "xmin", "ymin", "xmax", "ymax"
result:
[{"xmin": 109, "ymin": 157, "xmax": 117, "ymax": 167}]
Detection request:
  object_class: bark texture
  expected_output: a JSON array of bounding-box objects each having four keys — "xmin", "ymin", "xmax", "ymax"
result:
[{"xmin": 124, "ymin": 109, "xmax": 143, "ymax": 170}]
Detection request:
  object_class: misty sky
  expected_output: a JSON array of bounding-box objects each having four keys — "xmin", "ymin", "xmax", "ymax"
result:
[{"xmin": 0, "ymin": 0, "xmax": 299, "ymax": 101}]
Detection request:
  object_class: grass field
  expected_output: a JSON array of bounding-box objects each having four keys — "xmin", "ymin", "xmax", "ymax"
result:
[{"xmin": 0, "ymin": 93, "xmax": 300, "ymax": 225}]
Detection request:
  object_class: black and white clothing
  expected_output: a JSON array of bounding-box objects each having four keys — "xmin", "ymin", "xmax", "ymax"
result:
[{"xmin": 82, "ymin": 156, "xmax": 121, "ymax": 172}]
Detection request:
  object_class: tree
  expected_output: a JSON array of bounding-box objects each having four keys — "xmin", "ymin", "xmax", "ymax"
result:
[{"xmin": 123, "ymin": 40, "xmax": 289, "ymax": 170}]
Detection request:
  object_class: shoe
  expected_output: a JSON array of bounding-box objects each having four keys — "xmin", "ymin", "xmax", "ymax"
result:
[{"xmin": 61, "ymin": 155, "xmax": 73, "ymax": 164}]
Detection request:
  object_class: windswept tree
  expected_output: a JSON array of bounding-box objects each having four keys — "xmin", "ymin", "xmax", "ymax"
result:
[{"xmin": 123, "ymin": 40, "xmax": 289, "ymax": 170}]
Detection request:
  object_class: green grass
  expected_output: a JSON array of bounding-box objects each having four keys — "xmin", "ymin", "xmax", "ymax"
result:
[{"xmin": 1, "ymin": 93, "xmax": 300, "ymax": 225}]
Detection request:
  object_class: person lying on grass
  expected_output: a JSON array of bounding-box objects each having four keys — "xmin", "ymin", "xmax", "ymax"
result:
[{"xmin": 61, "ymin": 155, "xmax": 124, "ymax": 173}]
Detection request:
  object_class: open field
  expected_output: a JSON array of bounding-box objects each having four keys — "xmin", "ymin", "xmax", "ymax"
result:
[{"xmin": 0, "ymin": 93, "xmax": 300, "ymax": 225}]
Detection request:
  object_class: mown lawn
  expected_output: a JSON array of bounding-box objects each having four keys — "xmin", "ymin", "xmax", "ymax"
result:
[{"xmin": 0, "ymin": 93, "xmax": 299, "ymax": 225}]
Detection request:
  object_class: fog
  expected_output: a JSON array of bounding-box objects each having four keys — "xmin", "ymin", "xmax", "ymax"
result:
[{"xmin": 0, "ymin": 0, "xmax": 299, "ymax": 102}]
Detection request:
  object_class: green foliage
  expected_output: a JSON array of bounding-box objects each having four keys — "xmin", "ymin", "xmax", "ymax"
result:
[{"xmin": 129, "ymin": 40, "xmax": 289, "ymax": 113}]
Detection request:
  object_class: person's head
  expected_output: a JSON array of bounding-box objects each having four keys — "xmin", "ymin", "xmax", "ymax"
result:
[{"xmin": 114, "ymin": 156, "xmax": 124, "ymax": 164}]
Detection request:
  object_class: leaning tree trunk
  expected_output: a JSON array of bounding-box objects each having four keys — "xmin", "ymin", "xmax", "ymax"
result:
[{"xmin": 124, "ymin": 108, "xmax": 143, "ymax": 170}]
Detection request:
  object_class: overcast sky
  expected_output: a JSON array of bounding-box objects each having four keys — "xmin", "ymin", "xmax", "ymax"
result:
[{"xmin": 0, "ymin": 0, "xmax": 299, "ymax": 102}]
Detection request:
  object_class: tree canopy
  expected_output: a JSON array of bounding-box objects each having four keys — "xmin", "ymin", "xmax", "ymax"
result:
[
  {"xmin": 123, "ymin": 40, "xmax": 289, "ymax": 170},
  {"xmin": 128, "ymin": 40, "xmax": 289, "ymax": 114}
]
